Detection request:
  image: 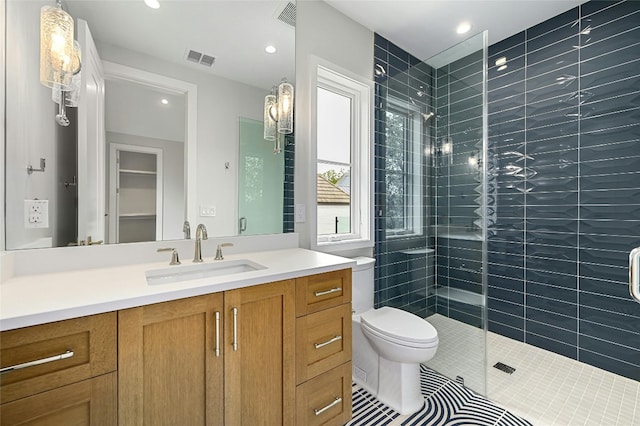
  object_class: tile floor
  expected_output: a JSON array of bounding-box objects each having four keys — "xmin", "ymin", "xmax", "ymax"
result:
[{"xmin": 425, "ymin": 314, "xmax": 640, "ymax": 426}]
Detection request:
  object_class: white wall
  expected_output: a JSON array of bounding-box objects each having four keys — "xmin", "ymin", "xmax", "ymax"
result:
[
  {"xmin": 105, "ymin": 80, "xmax": 185, "ymax": 143},
  {"xmin": 5, "ymin": 0, "xmax": 59, "ymax": 249},
  {"xmin": 96, "ymin": 42, "xmax": 266, "ymax": 238},
  {"xmin": 295, "ymin": 0, "xmax": 374, "ymax": 255}
]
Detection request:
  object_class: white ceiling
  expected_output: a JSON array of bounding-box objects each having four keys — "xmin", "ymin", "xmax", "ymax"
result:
[
  {"xmin": 64, "ymin": 0, "xmax": 587, "ymax": 91},
  {"xmin": 65, "ymin": 0, "xmax": 296, "ymax": 91},
  {"xmin": 326, "ymin": 0, "xmax": 587, "ymax": 61}
]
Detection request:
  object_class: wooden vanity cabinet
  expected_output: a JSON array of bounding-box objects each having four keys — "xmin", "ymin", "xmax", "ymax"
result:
[
  {"xmin": 118, "ymin": 279, "xmax": 295, "ymax": 426},
  {"xmin": 0, "ymin": 269, "xmax": 349, "ymax": 426},
  {"xmin": 295, "ymin": 269, "xmax": 353, "ymax": 426},
  {"xmin": 0, "ymin": 313, "xmax": 117, "ymax": 426},
  {"xmin": 118, "ymin": 292, "xmax": 225, "ymax": 425}
]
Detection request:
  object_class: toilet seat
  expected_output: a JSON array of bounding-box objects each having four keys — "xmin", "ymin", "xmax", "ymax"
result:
[{"xmin": 360, "ymin": 307, "xmax": 438, "ymax": 347}]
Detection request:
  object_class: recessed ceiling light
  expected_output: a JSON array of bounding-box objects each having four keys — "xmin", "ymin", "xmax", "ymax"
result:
[
  {"xmin": 161, "ymin": 98, "xmax": 169, "ymax": 105},
  {"xmin": 145, "ymin": 0, "xmax": 160, "ymax": 9},
  {"xmin": 265, "ymin": 45, "xmax": 277, "ymax": 54},
  {"xmin": 456, "ymin": 22, "xmax": 471, "ymax": 34},
  {"xmin": 495, "ymin": 57, "xmax": 507, "ymax": 66},
  {"xmin": 497, "ymin": 65, "xmax": 508, "ymax": 71}
]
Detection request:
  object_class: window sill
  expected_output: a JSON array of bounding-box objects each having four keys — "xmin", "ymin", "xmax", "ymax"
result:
[{"xmin": 315, "ymin": 237, "xmax": 373, "ymax": 254}]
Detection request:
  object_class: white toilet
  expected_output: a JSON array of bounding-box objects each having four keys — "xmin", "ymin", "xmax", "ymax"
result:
[{"xmin": 352, "ymin": 257, "xmax": 439, "ymax": 415}]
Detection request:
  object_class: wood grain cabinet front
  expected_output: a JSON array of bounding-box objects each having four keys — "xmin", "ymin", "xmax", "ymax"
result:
[
  {"xmin": 118, "ymin": 279, "xmax": 296, "ymax": 426},
  {"xmin": 296, "ymin": 362, "xmax": 353, "ymax": 426},
  {"xmin": 296, "ymin": 303, "xmax": 352, "ymax": 384},
  {"xmin": 295, "ymin": 268, "xmax": 353, "ymax": 425},
  {"xmin": 0, "ymin": 372, "xmax": 117, "ymax": 426},
  {"xmin": 0, "ymin": 312, "xmax": 117, "ymax": 405},
  {"xmin": 296, "ymin": 269, "xmax": 352, "ymax": 316}
]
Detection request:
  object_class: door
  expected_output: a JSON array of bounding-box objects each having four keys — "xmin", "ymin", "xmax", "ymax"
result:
[
  {"xmin": 77, "ymin": 19, "xmax": 106, "ymax": 243},
  {"xmin": 224, "ymin": 280, "xmax": 295, "ymax": 425},
  {"xmin": 108, "ymin": 144, "xmax": 163, "ymax": 243},
  {"xmin": 237, "ymin": 117, "xmax": 284, "ymax": 235},
  {"xmin": 118, "ymin": 294, "xmax": 224, "ymax": 425}
]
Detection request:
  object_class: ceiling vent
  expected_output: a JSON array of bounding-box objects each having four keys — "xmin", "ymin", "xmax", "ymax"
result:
[
  {"xmin": 184, "ymin": 49, "xmax": 216, "ymax": 67},
  {"xmin": 275, "ymin": 1, "xmax": 296, "ymax": 27}
]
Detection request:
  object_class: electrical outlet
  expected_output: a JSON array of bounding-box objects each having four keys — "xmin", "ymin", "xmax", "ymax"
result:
[
  {"xmin": 24, "ymin": 199, "xmax": 49, "ymax": 228},
  {"xmin": 200, "ymin": 205, "xmax": 216, "ymax": 217}
]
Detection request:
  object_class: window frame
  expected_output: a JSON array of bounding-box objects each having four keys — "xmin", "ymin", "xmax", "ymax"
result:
[
  {"xmin": 384, "ymin": 96, "xmax": 424, "ymax": 239},
  {"xmin": 310, "ymin": 59, "xmax": 373, "ymax": 252}
]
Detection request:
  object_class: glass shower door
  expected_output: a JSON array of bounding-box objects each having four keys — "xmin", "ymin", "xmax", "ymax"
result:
[{"xmin": 422, "ymin": 32, "xmax": 489, "ymax": 395}]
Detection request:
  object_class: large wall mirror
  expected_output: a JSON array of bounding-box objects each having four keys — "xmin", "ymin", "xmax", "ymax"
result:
[{"xmin": 4, "ymin": 0, "xmax": 295, "ymax": 250}]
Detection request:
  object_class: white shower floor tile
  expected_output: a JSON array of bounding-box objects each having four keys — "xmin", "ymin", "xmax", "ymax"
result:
[{"xmin": 423, "ymin": 314, "xmax": 640, "ymax": 426}]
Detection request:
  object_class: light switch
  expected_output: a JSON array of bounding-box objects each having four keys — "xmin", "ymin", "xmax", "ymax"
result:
[
  {"xmin": 295, "ymin": 204, "xmax": 305, "ymax": 223},
  {"xmin": 200, "ymin": 205, "xmax": 216, "ymax": 217}
]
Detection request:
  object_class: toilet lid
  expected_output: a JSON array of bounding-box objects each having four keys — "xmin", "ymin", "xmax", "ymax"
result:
[{"xmin": 360, "ymin": 307, "xmax": 438, "ymax": 345}]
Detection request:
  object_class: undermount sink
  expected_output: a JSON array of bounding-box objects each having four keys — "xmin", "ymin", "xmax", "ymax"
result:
[{"xmin": 146, "ymin": 259, "xmax": 267, "ymax": 285}]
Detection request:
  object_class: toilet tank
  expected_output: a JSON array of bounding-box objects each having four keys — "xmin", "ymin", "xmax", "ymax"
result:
[{"xmin": 352, "ymin": 257, "xmax": 376, "ymax": 314}]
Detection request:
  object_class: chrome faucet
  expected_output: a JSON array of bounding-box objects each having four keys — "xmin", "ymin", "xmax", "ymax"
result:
[
  {"xmin": 214, "ymin": 243, "xmax": 234, "ymax": 260},
  {"xmin": 193, "ymin": 224, "xmax": 208, "ymax": 263},
  {"xmin": 183, "ymin": 220, "xmax": 191, "ymax": 239}
]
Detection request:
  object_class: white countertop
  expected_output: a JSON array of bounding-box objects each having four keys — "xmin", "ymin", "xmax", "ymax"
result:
[{"xmin": 0, "ymin": 248, "xmax": 355, "ymax": 331}]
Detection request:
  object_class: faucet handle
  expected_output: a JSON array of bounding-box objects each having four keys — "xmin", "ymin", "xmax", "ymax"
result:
[
  {"xmin": 214, "ymin": 243, "xmax": 234, "ymax": 260},
  {"xmin": 157, "ymin": 247, "xmax": 181, "ymax": 265}
]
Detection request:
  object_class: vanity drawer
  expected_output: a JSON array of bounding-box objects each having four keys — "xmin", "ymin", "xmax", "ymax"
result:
[
  {"xmin": 0, "ymin": 372, "xmax": 117, "ymax": 426},
  {"xmin": 296, "ymin": 303, "xmax": 352, "ymax": 384},
  {"xmin": 296, "ymin": 362, "xmax": 352, "ymax": 426},
  {"xmin": 0, "ymin": 312, "xmax": 117, "ymax": 404},
  {"xmin": 296, "ymin": 269, "xmax": 352, "ymax": 316}
]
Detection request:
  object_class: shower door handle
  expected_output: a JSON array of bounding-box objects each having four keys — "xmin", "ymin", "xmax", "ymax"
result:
[{"xmin": 630, "ymin": 247, "xmax": 640, "ymax": 303}]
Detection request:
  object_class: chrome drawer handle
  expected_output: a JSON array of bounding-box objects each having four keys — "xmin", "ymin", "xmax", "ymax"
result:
[
  {"xmin": 314, "ymin": 397, "xmax": 342, "ymax": 416},
  {"xmin": 214, "ymin": 311, "xmax": 221, "ymax": 357},
  {"xmin": 1, "ymin": 350, "xmax": 74, "ymax": 374},
  {"xmin": 314, "ymin": 287, "xmax": 342, "ymax": 297},
  {"xmin": 232, "ymin": 307, "xmax": 238, "ymax": 351},
  {"xmin": 314, "ymin": 335, "xmax": 342, "ymax": 350},
  {"xmin": 630, "ymin": 247, "xmax": 640, "ymax": 303}
]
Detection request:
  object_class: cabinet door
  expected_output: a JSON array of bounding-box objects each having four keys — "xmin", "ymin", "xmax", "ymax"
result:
[
  {"xmin": 224, "ymin": 280, "xmax": 295, "ymax": 426},
  {"xmin": 118, "ymin": 293, "xmax": 224, "ymax": 426},
  {"xmin": 1, "ymin": 372, "xmax": 116, "ymax": 426}
]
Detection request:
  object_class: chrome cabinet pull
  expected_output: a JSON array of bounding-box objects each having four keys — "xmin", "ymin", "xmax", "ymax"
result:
[
  {"xmin": 314, "ymin": 287, "xmax": 342, "ymax": 297},
  {"xmin": 232, "ymin": 307, "xmax": 238, "ymax": 351},
  {"xmin": 214, "ymin": 311, "xmax": 221, "ymax": 357},
  {"xmin": 630, "ymin": 247, "xmax": 640, "ymax": 303},
  {"xmin": 1, "ymin": 350, "xmax": 74, "ymax": 374},
  {"xmin": 314, "ymin": 335, "xmax": 342, "ymax": 350},
  {"xmin": 314, "ymin": 397, "xmax": 342, "ymax": 416}
]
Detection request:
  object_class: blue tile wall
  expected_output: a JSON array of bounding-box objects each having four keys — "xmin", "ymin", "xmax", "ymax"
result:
[
  {"xmin": 373, "ymin": 34, "xmax": 435, "ymax": 318},
  {"xmin": 487, "ymin": 0, "xmax": 640, "ymax": 381},
  {"xmin": 282, "ymin": 134, "xmax": 295, "ymax": 233}
]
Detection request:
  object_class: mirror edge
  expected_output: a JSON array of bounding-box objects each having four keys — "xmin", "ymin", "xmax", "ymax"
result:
[{"xmin": 1, "ymin": 0, "xmax": 5, "ymax": 251}]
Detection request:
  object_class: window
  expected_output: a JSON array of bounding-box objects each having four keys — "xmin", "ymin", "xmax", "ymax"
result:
[
  {"xmin": 313, "ymin": 63, "xmax": 373, "ymax": 251},
  {"xmin": 385, "ymin": 97, "xmax": 423, "ymax": 237}
]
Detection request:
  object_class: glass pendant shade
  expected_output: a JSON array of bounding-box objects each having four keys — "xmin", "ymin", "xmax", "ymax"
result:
[
  {"xmin": 263, "ymin": 93, "xmax": 277, "ymax": 141},
  {"xmin": 40, "ymin": 4, "xmax": 76, "ymax": 89},
  {"xmin": 277, "ymin": 79, "xmax": 294, "ymax": 134}
]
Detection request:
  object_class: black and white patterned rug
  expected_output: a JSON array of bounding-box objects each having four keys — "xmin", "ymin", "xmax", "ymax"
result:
[{"xmin": 347, "ymin": 365, "xmax": 533, "ymax": 426}]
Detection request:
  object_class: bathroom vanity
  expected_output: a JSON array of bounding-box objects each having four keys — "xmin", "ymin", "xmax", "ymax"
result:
[{"xmin": 0, "ymin": 247, "xmax": 354, "ymax": 426}]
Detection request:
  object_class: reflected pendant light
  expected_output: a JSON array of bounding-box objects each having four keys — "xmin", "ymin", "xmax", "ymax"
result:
[
  {"xmin": 276, "ymin": 78, "xmax": 294, "ymax": 134},
  {"xmin": 263, "ymin": 88, "xmax": 278, "ymax": 141},
  {"xmin": 40, "ymin": 0, "xmax": 77, "ymax": 89}
]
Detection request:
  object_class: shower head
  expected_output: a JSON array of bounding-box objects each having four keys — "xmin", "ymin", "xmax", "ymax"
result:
[{"xmin": 421, "ymin": 111, "xmax": 435, "ymax": 122}]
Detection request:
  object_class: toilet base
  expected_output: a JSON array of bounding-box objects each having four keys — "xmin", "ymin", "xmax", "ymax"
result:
[{"xmin": 376, "ymin": 357, "xmax": 424, "ymax": 415}]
